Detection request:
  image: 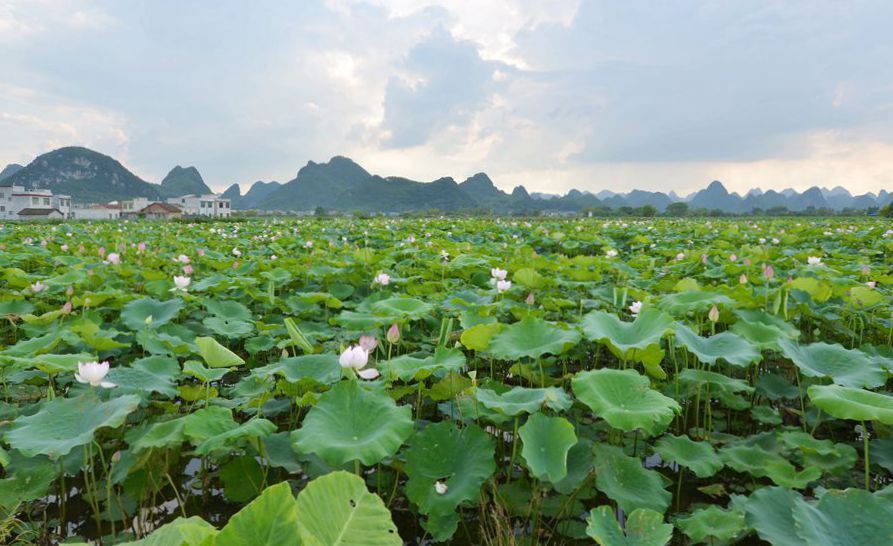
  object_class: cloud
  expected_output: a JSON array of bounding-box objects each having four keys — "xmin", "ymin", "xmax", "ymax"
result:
[{"xmin": 1, "ymin": 0, "xmax": 892, "ymax": 195}]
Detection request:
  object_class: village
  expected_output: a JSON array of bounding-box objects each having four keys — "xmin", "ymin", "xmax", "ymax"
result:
[{"xmin": 0, "ymin": 182, "xmax": 231, "ymax": 220}]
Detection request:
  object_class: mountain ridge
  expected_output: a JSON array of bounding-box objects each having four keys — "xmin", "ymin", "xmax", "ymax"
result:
[{"xmin": 3, "ymin": 147, "xmax": 891, "ymax": 213}]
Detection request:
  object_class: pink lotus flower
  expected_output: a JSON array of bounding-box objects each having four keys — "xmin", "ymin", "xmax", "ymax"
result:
[
  {"xmin": 729, "ymin": 254, "xmax": 738, "ymax": 262},
  {"xmin": 138, "ymin": 242, "xmax": 146, "ymax": 253},
  {"xmin": 764, "ymin": 265, "xmax": 775, "ymax": 280},
  {"xmin": 338, "ymin": 345, "xmax": 379, "ymax": 379},
  {"xmin": 197, "ymin": 248, "xmax": 204, "ymax": 257},
  {"xmin": 629, "ymin": 301, "xmax": 642, "ymax": 314},
  {"xmin": 374, "ymin": 273, "xmax": 390, "ymax": 286},
  {"xmin": 107, "ymin": 253, "xmax": 120, "ymax": 265},
  {"xmin": 30, "ymin": 281, "xmax": 47, "ymax": 293},
  {"xmin": 176, "ymin": 254, "xmax": 191, "ymax": 264},
  {"xmin": 359, "ymin": 335, "xmax": 378, "ymax": 352},
  {"xmin": 183, "ymin": 264, "xmax": 193, "ymax": 275},
  {"xmin": 496, "ymin": 280, "xmax": 512, "ymax": 293},
  {"xmin": 98, "ymin": 246, "xmax": 106, "ymax": 257},
  {"xmin": 61, "ymin": 244, "xmax": 69, "ymax": 251}
]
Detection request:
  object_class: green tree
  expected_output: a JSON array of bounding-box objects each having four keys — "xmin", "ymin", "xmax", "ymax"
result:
[{"xmin": 665, "ymin": 202, "xmax": 689, "ymax": 217}]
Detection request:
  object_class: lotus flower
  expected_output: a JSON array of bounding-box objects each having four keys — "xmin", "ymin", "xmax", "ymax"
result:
[
  {"xmin": 628, "ymin": 301, "xmax": 642, "ymax": 314},
  {"xmin": 232, "ymin": 247, "xmax": 242, "ymax": 257},
  {"xmin": 30, "ymin": 281, "xmax": 47, "ymax": 293},
  {"xmin": 75, "ymin": 361, "xmax": 115, "ymax": 388},
  {"xmin": 176, "ymin": 254, "xmax": 191, "ymax": 264},
  {"xmin": 496, "ymin": 280, "xmax": 512, "ymax": 293},
  {"xmin": 173, "ymin": 276, "xmax": 191, "ymax": 291},
  {"xmin": 197, "ymin": 248, "xmax": 204, "ymax": 256},
  {"xmin": 305, "ymin": 240, "xmax": 313, "ymax": 248},
  {"xmin": 374, "ymin": 273, "xmax": 391, "ymax": 286},
  {"xmin": 183, "ymin": 264, "xmax": 193, "ymax": 275},
  {"xmin": 387, "ymin": 323, "xmax": 400, "ymax": 344},
  {"xmin": 338, "ymin": 345, "xmax": 379, "ymax": 380},
  {"xmin": 605, "ymin": 249, "xmax": 618, "ymax": 258},
  {"xmin": 764, "ymin": 265, "xmax": 775, "ymax": 280},
  {"xmin": 708, "ymin": 305, "xmax": 720, "ymax": 322},
  {"xmin": 359, "ymin": 335, "xmax": 378, "ymax": 352},
  {"xmin": 270, "ymin": 255, "xmax": 277, "ymax": 261},
  {"xmin": 107, "ymin": 252, "xmax": 120, "ymax": 265},
  {"xmin": 491, "ymin": 267, "xmax": 507, "ymax": 280},
  {"xmin": 739, "ymin": 274, "xmax": 748, "ymax": 284},
  {"xmin": 676, "ymin": 253, "xmax": 685, "ymax": 261},
  {"xmin": 138, "ymin": 242, "xmax": 146, "ymax": 253},
  {"xmin": 867, "ymin": 281, "xmax": 877, "ymax": 289},
  {"xmin": 729, "ymin": 253, "xmax": 737, "ymax": 262},
  {"xmin": 807, "ymin": 256, "xmax": 822, "ymax": 266},
  {"xmin": 434, "ymin": 481, "xmax": 448, "ymax": 495},
  {"xmin": 61, "ymin": 244, "xmax": 69, "ymax": 251}
]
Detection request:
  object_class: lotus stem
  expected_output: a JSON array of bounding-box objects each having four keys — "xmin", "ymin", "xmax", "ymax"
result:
[{"xmin": 862, "ymin": 420, "xmax": 870, "ymax": 491}]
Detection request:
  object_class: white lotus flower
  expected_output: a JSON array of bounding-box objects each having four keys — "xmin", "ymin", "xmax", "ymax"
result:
[
  {"xmin": 629, "ymin": 301, "xmax": 643, "ymax": 315},
  {"xmin": 490, "ymin": 268, "xmax": 507, "ymax": 281},
  {"xmin": 676, "ymin": 252, "xmax": 685, "ymax": 261},
  {"xmin": 339, "ymin": 345, "xmax": 369, "ymax": 369},
  {"xmin": 807, "ymin": 256, "xmax": 822, "ymax": 266},
  {"xmin": 176, "ymin": 254, "xmax": 191, "ymax": 264},
  {"xmin": 496, "ymin": 280, "xmax": 512, "ymax": 293},
  {"xmin": 107, "ymin": 252, "xmax": 121, "ymax": 265},
  {"xmin": 434, "ymin": 481, "xmax": 448, "ymax": 495},
  {"xmin": 30, "ymin": 281, "xmax": 47, "ymax": 293},
  {"xmin": 75, "ymin": 361, "xmax": 115, "ymax": 388},
  {"xmin": 374, "ymin": 273, "xmax": 391, "ymax": 286},
  {"xmin": 173, "ymin": 276, "xmax": 191, "ymax": 291},
  {"xmin": 605, "ymin": 249, "xmax": 618, "ymax": 258},
  {"xmin": 867, "ymin": 281, "xmax": 877, "ymax": 289}
]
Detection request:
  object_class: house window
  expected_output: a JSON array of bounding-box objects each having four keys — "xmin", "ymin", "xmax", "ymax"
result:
[
  {"xmin": 32, "ymin": 197, "xmax": 39, "ymax": 205},
  {"xmin": 0, "ymin": 206, "xmax": 4, "ymax": 212},
  {"xmin": 44, "ymin": 198, "xmax": 50, "ymax": 205}
]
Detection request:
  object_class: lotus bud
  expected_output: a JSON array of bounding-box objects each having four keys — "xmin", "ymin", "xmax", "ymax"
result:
[
  {"xmin": 387, "ymin": 323, "xmax": 400, "ymax": 344},
  {"xmin": 144, "ymin": 315, "xmax": 153, "ymax": 326},
  {"xmin": 708, "ymin": 305, "xmax": 720, "ymax": 323},
  {"xmin": 739, "ymin": 274, "xmax": 747, "ymax": 284},
  {"xmin": 526, "ymin": 292, "xmax": 535, "ymax": 305}
]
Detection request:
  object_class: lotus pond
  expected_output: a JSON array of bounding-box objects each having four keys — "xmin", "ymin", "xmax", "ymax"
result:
[{"xmin": 1, "ymin": 217, "xmax": 893, "ymax": 545}]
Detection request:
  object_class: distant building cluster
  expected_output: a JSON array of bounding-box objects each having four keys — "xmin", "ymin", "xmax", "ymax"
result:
[{"xmin": 0, "ymin": 184, "xmax": 231, "ymax": 220}]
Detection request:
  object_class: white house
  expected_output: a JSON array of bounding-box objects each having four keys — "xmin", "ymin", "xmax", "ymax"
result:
[
  {"xmin": 166, "ymin": 194, "xmax": 231, "ymax": 217},
  {"xmin": 71, "ymin": 203, "xmax": 122, "ymax": 220},
  {"xmin": 0, "ymin": 184, "xmax": 72, "ymax": 220}
]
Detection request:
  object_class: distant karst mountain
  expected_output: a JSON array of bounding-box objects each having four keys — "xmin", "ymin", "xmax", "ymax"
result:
[
  {"xmin": 0, "ymin": 163, "xmax": 24, "ymax": 181},
  {"xmin": 159, "ymin": 165, "xmax": 212, "ymax": 198},
  {"xmin": 3, "ymin": 146, "xmax": 890, "ymax": 213},
  {"xmin": 1, "ymin": 147, "xmax": 161, "ymax": 202}
]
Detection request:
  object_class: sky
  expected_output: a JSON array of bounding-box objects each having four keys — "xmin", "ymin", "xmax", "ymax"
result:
[{"xmin": 2, "ymin": 1, "xmax": 893, "ymax": 196}]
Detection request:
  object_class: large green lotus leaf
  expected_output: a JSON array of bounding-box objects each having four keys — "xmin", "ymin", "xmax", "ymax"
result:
[
  {"xmin": 744, "ymin": 486, "xmax": 807, "ymax": 546},
  {"xmin": 205, "ymin": 299, "xmax": 252, "ymax": 321},
  {"xmin": 293, "ymin": 381, "xmax": 414, "ymax": 466},
  {"xmin": 0, "ymin": 300, "xmax": 34, "ymax": 317},
  {"xmin": 459, "ymin": 322, "xmax": 504, "ymax": 351},
  {"xmin": 2, "ymin": 330, "xmax": 63, "ymax": 357},
  {"xmin": 487, "ymin": 317, "xmax": 581, "ymax": 360},
  {"xmin": 580, "ymin": 309, "xmax": 673, "ymax": 360},
  {"xmin": 778, "ymin": 338, "xmax": 887, "ymax": 389},
  {"xmin": 764, "ymin": 459, "xmax": 822, "ymax": 489},
  {"xmin": 194, "ymin": 418, "xmax": 276, "ymax": 456},
  {"xmin": 214, "ymin": 481, "xmax": 298, "ymax": 546},
  {"xmin": 553, "ymin": 438, "xmax": 595, "ymax": 495},
  {"xmin": 791, "ymin": 488, "xmax": 893, "ymax": 546},
  {"xmin": 585, "ymin": 506, "xmax": 672, "ymax": 546},
  {"xmin": 6, "ymin": 394, "xmax": 141, "ymax": 457},
  {"xmin": 848, "ymin": 285, "xmax": 884, "ymax": 308},
  {"xmin": 0, "ymin": 459, "xmax": 56, "ymax": 510},
  {"xmin": 677, "ymin": 369, "xmax": 753, "ymax": 395},
  {"xmin": 673, "ymin": 324, "xmax": 761, "ymax": 367},
  {"xmin": 195, "ymin": 336, "xmax": 245, "ymax": 368},
  {"xmin": 720, "ymin": 444, "xmax": 784, "ymax": 478},
  {"xmin": 262, "ymin": 432, "xmax": 302, "ymax": 473},
  {"xmin": 1, "ymin": 352, "xmax": 95, "ymax": 374},
  {"xmin": 475, "ymin": 386, "xmax": 572, "ymax": 416},
  {"xmin": 221, "ymin": 456, "xmax": 265, "ymax": 502},
  {"xmin": 371, "ymin": 297, "xmax": 433, "ymax": 321},
  {"xmin": 117, "ymin": 516, "xmax": 218, "ymax": 546},
  {"xmin": 183, "ymin": 406, "xmax": 238, "ymax": 445},
  {"xmin": 653, "ymin": 434, "xmax": 722, "ymax": 478},
  {"xmin": 790, "ymin": 277, "xmax": 833, "ymax": 302},
  {"xmin": 379, "ymin": 347, "xmax": 466, "ymax": 382},
  {"xmin": 202, "ymin": 316, "xmax": 255, "ymax": 339},
  {"xmin": 183, "ymin": 360, "xmax": 229, "ymax": 383},
  {"xmin": 592, "ymin": 444, "xmax": 671, "ymax": 514},
  {"xmin": 519, "ymin": 412, "xmax": 577, "ymax": 482},
  {"xmin": 730, "ymin": 311, "xmax": 798, "ymax": 350},
  {"xmin": 106, "ymin": 356, "xmax": 180, "ymax": 398},
  {"xmin": 677, "ymin": 505, "xmax": 746, "ymax": 544},
  {"xmin": 131, "ymin": 417, "xmax": 187, "ymax": 452},
  {"xmin": 121, "ymin": 297, "xmax": 183, "ymax": 330},
  {"xmin": 659, "ymin": 291, "xmax": 734, "ymax": 315},
  {"xmin": 295, "ymin": 470, "xmax": 402, "ymax": 545},
  {"xmin": 572, "ymin": 369, "xmax": 680, "ymax": 436},
  {"xmin": 808, "ymin": 384, "xmax": 893, "ymax": 424},
  {"xmin": 405, "ymin": 422, "xmax": 495, "ymax": 541},
  {"xmin": 252, "ymin": 354, "xmax": 341, "ymax": 385}
]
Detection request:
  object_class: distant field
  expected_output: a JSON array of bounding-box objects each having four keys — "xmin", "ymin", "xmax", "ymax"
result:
[{"xmin": 1, "ymin": 217, "xmax": 892, "ymax": 544}]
